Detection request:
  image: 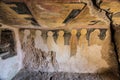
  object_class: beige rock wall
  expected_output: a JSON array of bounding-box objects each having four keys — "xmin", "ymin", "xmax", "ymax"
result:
[
  {"xmin": 0, "ymin": 0, "xmax": 120, "ymax": 80},
  {"xmin": 19, "ymin": 28, "xmax": 118, "ymax": 73}
]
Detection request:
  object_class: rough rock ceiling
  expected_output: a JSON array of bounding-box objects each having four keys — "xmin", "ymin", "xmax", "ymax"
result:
[
  {"xmin": 101, "ymin": 0, "xmax": 120, "ymax": 25},
  {"xmin": 0, "ymin": 0, "xmax": 120, "ymax": 29},
  {"xmin": 0, "ymin": 1, "xmax": 39, "ymax": 28}
]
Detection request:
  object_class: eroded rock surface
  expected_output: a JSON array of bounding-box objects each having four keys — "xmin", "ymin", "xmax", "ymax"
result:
[
  {"xmin": 22, "ymin": 31, "xmax": 59, "ymax": 72},
  {"xmin": 12, "ymin": 69, "xmax": 120, "ymax": 80},
  {"xmin": 0, "ymin": 0, "xmax": 120, "ymax": 80}
]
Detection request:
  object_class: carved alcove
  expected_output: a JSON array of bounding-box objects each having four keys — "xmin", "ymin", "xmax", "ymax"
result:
[{"xmin": 0, "ymin": 29, "xmax": 16, "ymax": 59}]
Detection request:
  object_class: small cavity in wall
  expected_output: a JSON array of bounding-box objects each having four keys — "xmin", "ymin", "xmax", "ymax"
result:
[{"xmin": 0, "ymin": 29, "xmax": 16, "ymax": 59}]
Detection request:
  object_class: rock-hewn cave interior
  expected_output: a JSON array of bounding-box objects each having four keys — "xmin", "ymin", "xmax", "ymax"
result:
[{"xmin": 0, "ymin": 0, "xmax": 120, "ymax": 80}]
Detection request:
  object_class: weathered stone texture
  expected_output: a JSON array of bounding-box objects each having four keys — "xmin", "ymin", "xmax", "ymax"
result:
[
  {"xmin": 114, "ymin": 26, "xmax": 120, "ymax": 63},
  {"xmin": 12, "ymin": 69, "xmax": 120, "ymax": 80},
  {"xmin": 0, "ymin": 0, "xmax": 120, "ymax": 80},
  {"xmin": 22, "ymin": 33, "xmax": 58, "ymax": 72}
]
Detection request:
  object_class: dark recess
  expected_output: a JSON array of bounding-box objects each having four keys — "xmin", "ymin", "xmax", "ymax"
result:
[
  {"xmin": 5, "ymin": 2, "xmax": 31, "ymax": 14},
  {"xmin": 0, "ymin": 29, "xmax": 16, "ymax": 59},
  {"xmin": 3, "ymin": 2, "xmax": 40, "ymax": 26},
  {"xmin": 63, "ymin": 9, "xmax": 81, "ymax": 23}
]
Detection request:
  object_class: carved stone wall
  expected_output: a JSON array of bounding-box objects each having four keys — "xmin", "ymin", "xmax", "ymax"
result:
[
  {"xmin": 0, "ymin": 0, "xmax": 120, "ymax": 80},
  {"xmin": 0, "ymin": 24, "xmax": 22, "ymax": 80},
  {"xmin": 19, "ymin": 28, "xmax": 119, "ymax": 74}
]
